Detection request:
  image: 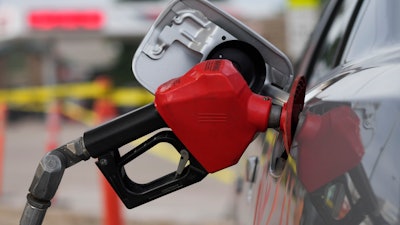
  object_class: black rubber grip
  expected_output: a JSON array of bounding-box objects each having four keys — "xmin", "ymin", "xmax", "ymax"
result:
[{"xmin": 83, "ymin": 103, "xmax": 167, "ymax": 158}]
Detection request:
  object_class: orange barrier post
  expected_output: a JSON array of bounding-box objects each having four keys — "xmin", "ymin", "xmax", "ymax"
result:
[
  {"xmin": 45, "ymin": 100, "xmax": 61, "ymax": 152},
  {"xmin": 94, "ymin": 76, "xmax": 123, "ymax": 225},
  {"xmin": 100, "ymin": 176, "xmax": 123, "ymax": 225},
  {"xmin": 0, "ymin": 102, "xmax": 7, "ymax": 196}
]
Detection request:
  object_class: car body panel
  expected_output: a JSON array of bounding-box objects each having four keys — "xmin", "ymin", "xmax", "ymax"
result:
[{"xmin": 233, "ymin": 0, "xmax": 400, "ymax": 224}]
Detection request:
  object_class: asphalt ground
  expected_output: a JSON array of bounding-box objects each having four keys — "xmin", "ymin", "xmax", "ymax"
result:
[{"xmin": 0, "ymin": 118, "xmax": 236, "ymax": 225}]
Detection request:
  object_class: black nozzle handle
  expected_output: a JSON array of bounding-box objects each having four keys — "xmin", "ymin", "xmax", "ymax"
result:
[
  {"xmin": 83, "ymin": 103, "xmax": 167, "ymax": 158},
  {"xmin": 96, "ymin": 131, "xmax": 208, "ymax": 209}
]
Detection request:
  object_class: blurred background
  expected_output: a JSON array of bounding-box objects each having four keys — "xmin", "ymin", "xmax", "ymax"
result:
[{"xmin": 0, "ymin": 0, "xmax": 322, "ymax": 224}]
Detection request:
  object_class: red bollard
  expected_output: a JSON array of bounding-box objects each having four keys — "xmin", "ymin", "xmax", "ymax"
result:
[
  {"xmin": 45, "ymin": 100, "xmax": 61, "ymax": 152},
  {"xmin": 100, "ymin": 176, "xmax": 124, "ymax": 225},
  {"xmin": 0, "ymin": 102, "xmax": 7, "ymax": 196},
  {"xmin": 93, "ymin": 76, "xmax": 124, "ymax": 225}
]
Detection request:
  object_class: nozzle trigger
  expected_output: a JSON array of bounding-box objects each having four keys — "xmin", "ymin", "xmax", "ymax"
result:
[{"xmin": 177, "ymin": 150, "xmax": 189, "ymax": 176}]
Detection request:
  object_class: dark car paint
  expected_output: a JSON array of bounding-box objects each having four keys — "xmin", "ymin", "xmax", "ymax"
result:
[{"xmin": 233, "ymin": 0, "xmax": 400, "ymax": 225}]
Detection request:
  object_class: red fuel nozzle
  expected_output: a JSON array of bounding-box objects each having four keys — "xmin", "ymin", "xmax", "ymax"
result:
[
  {"xmin": 21, "ymin": 59, "xmax": 306, "ymax": 217},
  {"xmin": 88, "ymin": 59, "xmax": 305, "ymax": 209},
  {"xmin": 155, "ymin": 59, "xmax": 273, "ymax": 173}
]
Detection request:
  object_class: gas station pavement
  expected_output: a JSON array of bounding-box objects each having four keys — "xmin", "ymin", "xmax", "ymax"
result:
[{"xmin": 0, "ymin": 118, "xmax": 236, "ymax": 225}]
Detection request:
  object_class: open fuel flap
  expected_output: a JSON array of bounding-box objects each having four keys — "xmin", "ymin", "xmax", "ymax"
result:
[{"xmin": 132, "ymin": 0, "xmax": 294, "ymax": 96}]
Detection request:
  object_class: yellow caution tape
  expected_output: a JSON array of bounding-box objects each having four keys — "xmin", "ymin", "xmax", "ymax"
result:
[
  {"xmin": 110, "ymin": 88, "xmax": 154, "ymax": 107},
  {"xmin": 0, "ymin": 82, "xmax": 154, "ymax": 125},
  {"xmin": 0, "ymin": 82, "xmax": 103, "ymax": 104},
  {"xmin": 0, "ymin": 82, "xmax": 154, "ymax": 108},
  {"xmin": 288, "ymin": 0, "xmax": 319, "ymax": 8},
  {"xmin": 62, "ymin": 100, "xmax": 96, "ymax": 126}
]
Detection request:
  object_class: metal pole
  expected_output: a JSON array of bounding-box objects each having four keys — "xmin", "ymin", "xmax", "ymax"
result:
[{"xmin": 42, "ymin": 40, "xmax": 61, "ymax": 152}]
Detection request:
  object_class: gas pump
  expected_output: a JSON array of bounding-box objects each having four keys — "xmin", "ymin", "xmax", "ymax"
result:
[{"xmin": 19, "ymin": 0, "xmax": 306, "ymax": 224}]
